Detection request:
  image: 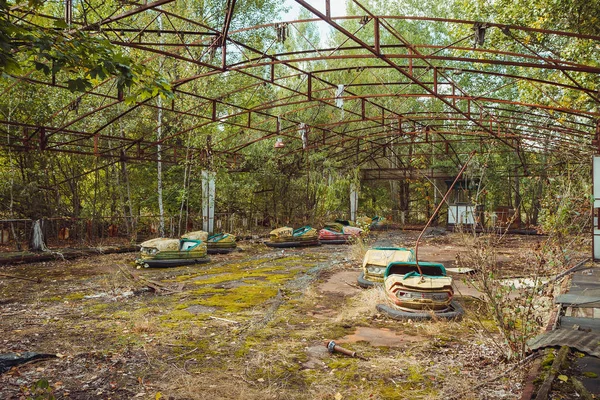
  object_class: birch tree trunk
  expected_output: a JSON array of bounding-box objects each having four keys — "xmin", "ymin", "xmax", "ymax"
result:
[{"xmin": 156, "ymin": 13, "xmax": 165, "ymax": 237}]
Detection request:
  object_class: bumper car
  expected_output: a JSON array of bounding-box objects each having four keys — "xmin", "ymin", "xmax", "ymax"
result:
[
  {"xmin": 357, "ymin": 247, "xmax": 414, "ymax": 288},
  {"xmin": 265, "ymin": 226, "xmax": 320, "ymax": 248},
  {"xmin": 318, "ymin": 222, "xmax": 363, "ymax": 244},
  {"xmin": 354, "ymin": 216, "xmax": 385, "ymax": 229},
  {"xmin": 336, "ymin": 216, "xmax": 385, "ymax": 230},
  {"xmin": 368, "ymin": 216, "xmax": 386, "ymax": 230},
  {"xmin": 206, "ymin": 233, "xmax": 237, "ymax": 254},
  {"xmin": 376, "ymin": 261, "xmax": 463, "ymax": 320},
  {"xmin": 135, "ymin": 230, "xmax": 209, "ymax": 268}
]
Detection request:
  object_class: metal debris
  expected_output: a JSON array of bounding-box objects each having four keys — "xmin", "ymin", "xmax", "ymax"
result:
[
  {"xmin": 528, "ymin": 329, "xmax": 600, "ymax": 358},
  {"xmin": 325, "ymin": 340, "xmax": 368, "ymax": 361}
]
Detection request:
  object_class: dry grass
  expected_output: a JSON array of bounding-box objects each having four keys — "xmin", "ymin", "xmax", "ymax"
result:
[
  {"xmin": 132, "ymin": 318, "xmax": 156, "ymax": 334},
  {"xmin": 95, "ymin": 264, "xmax": 135, "ymax": 292},
  {"xmin": 2, "ymin": 234, "xmax": 561, "ymax": 400},
  {"xmin": 159, "ymin": 341, "xmax": 310, "ymax": 400},
  {"xmin": 335, "ymin": 285, "xmax": 387, "ymax": 323},
  {"xmin": 348, "ymin": 235, "xmax": 371, "ymax": 263}
]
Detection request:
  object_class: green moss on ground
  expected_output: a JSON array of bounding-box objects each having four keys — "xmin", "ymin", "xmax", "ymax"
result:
[{"xmin": 201, "ymin": 286, "xmax": 280, "ymax": 313}]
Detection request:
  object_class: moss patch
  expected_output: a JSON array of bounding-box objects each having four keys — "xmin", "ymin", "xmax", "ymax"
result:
[{"xmin": 201, "ymin": 286, "xmax": 280, "ymax": 313}]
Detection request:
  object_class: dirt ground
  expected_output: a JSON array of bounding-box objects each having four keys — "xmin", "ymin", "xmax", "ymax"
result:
[{"xmin": 0, "ymin": 230, "xmax": 553, "ymax": 399}]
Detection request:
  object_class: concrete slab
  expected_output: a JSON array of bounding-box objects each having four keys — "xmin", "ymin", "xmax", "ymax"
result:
[
  {"xmin": 528, "ymin": 329, "xmax": 600, "ymax": 358},
  {"xmin": 453, "ymin": 279, "xmax": 483, "ymax": 299},
  {"xmin": 318, "ymin": 270, "xmax": 362, "ymax": 295}
]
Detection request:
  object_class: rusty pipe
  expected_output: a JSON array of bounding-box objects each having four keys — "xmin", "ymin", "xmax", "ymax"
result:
[{"xmin": 325, "ymin": 340, "xmax": 368, "ymax": 360}]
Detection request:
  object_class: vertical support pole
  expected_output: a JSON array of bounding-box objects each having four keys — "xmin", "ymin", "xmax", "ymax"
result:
[
  {"xmin": 350, "ymin": 182, "xmax": 359, "ymax": 222},
  {"xmin": 325, "ymin": 0, "xmax": 330, "ymax": 19},
  {"xmin": 65, "ymin": 0, "xmax": 73, "ymax": 27},
  {"xmin": 594, "ymin": 120, "xmax": 600, "ymax": 153},
  {"xmin": 247, "ymin": 112, "xmax": 251, "ymax": 127},
  {"xmin": 94, "ymin": 134, "xmax": 99, "ymax": 156},
  {"xmin": 203, "ymin": 135, "xmax": 215, "ymax": 234},
  {"xmin": 202, "ymin": 170, "xmax": 216, "ymax": 234},
  {"xmin": 307, "ymin": 73, "xmax": 312, "ymax": 100},
  {"xmin": 593, "ymin": 155, "xmax": 600, "ymax": 260},
  {"xmin": 212, "ymin": 100, "xmax": 217, "ymax": 121},
  {"xmin": 270, "ymin": 64, "xmax": 275, "ymax": 83}
]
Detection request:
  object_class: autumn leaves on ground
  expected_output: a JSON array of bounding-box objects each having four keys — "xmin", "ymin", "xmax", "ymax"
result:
[{"xmin": 0, "ymin": 231, "xmax": 553, "ymax": 399}]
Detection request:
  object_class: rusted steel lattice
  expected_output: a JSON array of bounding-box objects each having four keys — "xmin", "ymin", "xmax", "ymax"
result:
[{"xmin": 2, "ymin": 0, "xmax": 599, "ymax": 174}]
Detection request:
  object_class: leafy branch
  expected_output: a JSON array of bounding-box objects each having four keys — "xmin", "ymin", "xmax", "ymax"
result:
[{"xmin": 0, "ymin": 0, "xmax": 173, "ymax": 102}]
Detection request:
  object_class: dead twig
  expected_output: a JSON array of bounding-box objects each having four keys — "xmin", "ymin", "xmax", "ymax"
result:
[
  {"xmin": 116, "ymin": 264, "xmax": 180, "ymax": 294},
  {"xmin": 0, "ymin": 273, "xmax": 41, "ymax": 283},
  {"xmin": 170, "ymin": 362, "xmax": 190, "ymax": 375},
  {"xmin": 209, "ymin": 316, "xmax": 239, "ymax": 324},
  {"xmin": 182, "ymin": 359, "xmax": 198, "ymax": 375},
  {"xmin": 142, "ymin": 345, "xmax": 153, "ymax": 368},
  {"xmin": 236, "ymin": 373, "xmax": 257, "ymax": 386},
  {"xmin": 548, "ymin": 258, "xmax": 591, "ymax": 284},
  {"xmin": 166, "ymin": 347, "xmax": 198, "ymax": 361},
  {"xmin": 342, "ymin": 280, "xmax": 362, "ymax": 289}
]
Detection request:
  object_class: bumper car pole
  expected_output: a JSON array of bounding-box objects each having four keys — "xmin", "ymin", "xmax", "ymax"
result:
[{"xmin": 414, "ymin": 150, "xmax": 476, "ymax": 277}]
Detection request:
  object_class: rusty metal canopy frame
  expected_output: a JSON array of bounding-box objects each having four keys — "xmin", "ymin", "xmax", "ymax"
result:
[{"xmin": 2, "ymin": 0, "xmax": 600, "ymax": 174}]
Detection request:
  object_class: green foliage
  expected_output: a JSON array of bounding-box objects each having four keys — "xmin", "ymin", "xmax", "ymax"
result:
[
  {"xmin": 0, "ymin": 0, "xmax": 172, "ymax": 101},
  {"xmin": 20, "ymin": 378, "xmax": 56, "ymax": 400},
  {"xmin": 460, "ymin": 234, "xmax": 560, "ymax": 360},
  {"xmin": 538, "ymin": 167, "xmax": 591, "ymax": 236},
  {"xmin": 0, "ymin": 0, "xmax": 595, "ymax": 236},
  {"xmin": 462, "ymin": 0, "xmax": 600, "ymax": 36}
]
